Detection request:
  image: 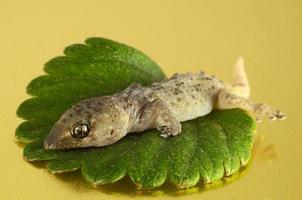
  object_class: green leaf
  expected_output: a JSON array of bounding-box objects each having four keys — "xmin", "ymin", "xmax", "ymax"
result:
[{"xmin": 16, "ymin": 37, "xmax": 255, "ymax": 189}]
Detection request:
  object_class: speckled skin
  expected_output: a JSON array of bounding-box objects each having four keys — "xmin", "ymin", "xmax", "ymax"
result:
[
  {"xmin": 151, "ymin": 72, "xmax": 222, "ymax": 121},
  {"xmin": 44, "ymin": 59, "xmax": 285, "ymax": 149}
]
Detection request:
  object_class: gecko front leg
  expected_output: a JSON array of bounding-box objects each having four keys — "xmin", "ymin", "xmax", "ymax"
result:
[
  {"xmin": 135, "ymin": 98, "xmax": 181, "ymax": 137},
  {"xmin": 215, "ymin": 89, "xmax": 286, "ymax": 122}
]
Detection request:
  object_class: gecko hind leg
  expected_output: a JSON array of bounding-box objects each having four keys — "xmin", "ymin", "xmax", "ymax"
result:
[
  {"xmin": 138, "ymin": 98, "xmax": 181, "ymax": 137},
  {"xmin": 215, "ymin": 89, "xmax": 286, "ymax": 122}
]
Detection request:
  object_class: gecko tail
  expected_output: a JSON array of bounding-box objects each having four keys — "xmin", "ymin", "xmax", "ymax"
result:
[
  {"xmin": 234, "ymin": 57, "xmax": 249, "ymax": 88},
  {"xmin": 227, "ymin": 57, "xmax": 250, "ymax": 98}
]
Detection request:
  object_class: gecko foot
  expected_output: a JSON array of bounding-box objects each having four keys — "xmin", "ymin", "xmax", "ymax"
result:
[
  {"xmin": 254, "ymin": 104, "xmax": 286, "ymax": 122},
  {"xmin": 136, "ymin": 98, "xmax": 182, "ymax": 137},
  {"xmin": 157, "ymin": 121, "xmax": 181, "ymax": 138}
]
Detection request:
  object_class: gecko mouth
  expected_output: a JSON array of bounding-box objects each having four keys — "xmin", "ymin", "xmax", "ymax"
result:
[{"xmin": 44, "ymin": 135, "xmax": 81, "ymax": 150}]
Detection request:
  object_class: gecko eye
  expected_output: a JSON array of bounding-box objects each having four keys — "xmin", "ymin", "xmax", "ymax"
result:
[{"xmin": 71, "ymin": 123, "xmax": 90, "ymax": 138}]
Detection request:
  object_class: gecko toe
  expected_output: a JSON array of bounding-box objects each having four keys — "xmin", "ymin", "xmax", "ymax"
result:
[
  {"xmin": 276, "ymin": 110, "xmax": 286, "ymax": 120},
  {"xmin": 157, "ymin": 125, "xmax": 178, "ymax": 138},
  {"xmin": 269, "ymin": 115, "xmax": 277, "ymax": 121},
  {"xmin": 160, "ymin": 133, "xmax": 170, "ymax": 138},
  {"xmin": 157, "ymin": 125, "xmax": 167, "ymax": 133},
  {"xmin": 256, "ymin": 116, "xmax": 262, "ymax": 123}
]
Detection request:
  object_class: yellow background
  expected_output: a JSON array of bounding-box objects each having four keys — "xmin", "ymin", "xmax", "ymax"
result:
[{"xmin": 1, "ymin": 0, "xmax": 301, "ymax": 199}]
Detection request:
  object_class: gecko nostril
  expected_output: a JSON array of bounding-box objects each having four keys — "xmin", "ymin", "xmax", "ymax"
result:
[{"xmin": 44, "ymin": 140, "xmax": 53, "ymax": 149}]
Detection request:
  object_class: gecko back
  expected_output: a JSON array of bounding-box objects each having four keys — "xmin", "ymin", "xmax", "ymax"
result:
[{"xmin": 151, "ymin": 72, "xmax": 223, "ymax": 121}]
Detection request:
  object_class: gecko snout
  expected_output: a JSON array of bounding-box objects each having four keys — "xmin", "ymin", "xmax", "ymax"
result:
[
  {"xmin": 44, "ymin": 124, "xmax": 64, "ymax": 150},
  {"xmin": 44, "ymin": 139, "xmax": 54, "ymax": 150},
  {"xmin": 44, "ymin": 136, "xmax": 56, "ymax": 150}
]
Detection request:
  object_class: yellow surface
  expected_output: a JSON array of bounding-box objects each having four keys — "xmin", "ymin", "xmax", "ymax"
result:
[{"xmin": 0, "ymin": 0, "xmax": 301, "ymax": 199}]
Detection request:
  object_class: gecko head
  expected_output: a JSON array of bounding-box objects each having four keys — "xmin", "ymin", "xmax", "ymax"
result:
[{"xmin": 44, "ymin": 97, "xmax": 129, "ymax": 150}]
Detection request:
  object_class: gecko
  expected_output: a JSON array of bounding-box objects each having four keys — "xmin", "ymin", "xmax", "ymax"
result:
[{"xmin": 44, "ymin": 58, "xmax": 285, "ymax": 150}]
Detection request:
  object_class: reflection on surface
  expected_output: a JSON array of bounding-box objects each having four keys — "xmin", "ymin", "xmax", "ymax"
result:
[{"xmin": 252, "ymin": 134, "xmax": 277, "ymax": 163}]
